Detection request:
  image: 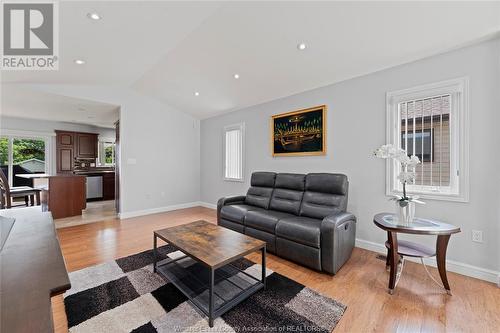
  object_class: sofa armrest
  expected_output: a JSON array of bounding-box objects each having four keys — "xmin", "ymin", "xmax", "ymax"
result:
[
  {"xmin": 216, "ymin": 195, "xmax": 246, "ymax": 222},
  {"xmin": 320, "ymin": 211, "xmax": 357, "ymax": 274}
]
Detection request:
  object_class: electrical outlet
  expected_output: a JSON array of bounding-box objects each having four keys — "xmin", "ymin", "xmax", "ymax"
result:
[{"xmin": 471, "ymin": 230, "xmax": 483, "ymax": 243}]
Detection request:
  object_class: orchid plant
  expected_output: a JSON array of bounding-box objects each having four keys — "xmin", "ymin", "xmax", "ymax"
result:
[{"xmin": 374, "ymin": 144, "xmax": 425, "ymax": 206}]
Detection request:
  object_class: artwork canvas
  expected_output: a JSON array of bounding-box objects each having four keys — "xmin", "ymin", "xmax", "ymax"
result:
[{"xmin": 271, "ymin": 105, "xmax": 326, "ymax": 156}]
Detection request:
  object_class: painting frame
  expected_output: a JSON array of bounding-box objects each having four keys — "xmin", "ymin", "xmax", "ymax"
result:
[{"xmin": 270, "ymin": 105, "xmax": 327, "ymax": 157}]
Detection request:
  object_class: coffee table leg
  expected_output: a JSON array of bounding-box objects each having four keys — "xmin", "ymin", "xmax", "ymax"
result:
[
  {"xmin": 261, "ymin": 246, "xmax": 266, "ymax": 289},
  {"xmin": 436, "ymin": 234, "xmax": 452, "ymax": 295},
  {"xmin": 153, "ymin": 234, "xmax": 157, "ymax": 273},
  {"xmin": 388, "ymin": 231, "xmax": 399, "ymax": 294},
  {"xmin": 209, "ymin": 267, "xmax": 214, "ymax": 327}
]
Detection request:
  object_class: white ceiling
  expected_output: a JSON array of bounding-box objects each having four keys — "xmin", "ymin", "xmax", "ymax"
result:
[
  {"xmin": 1, "ymin": 1, "xmax": 499, "ymax": 120},
  {"xmin": 1, "ymin": 85, "xmax": 119, "ymax": 128}
]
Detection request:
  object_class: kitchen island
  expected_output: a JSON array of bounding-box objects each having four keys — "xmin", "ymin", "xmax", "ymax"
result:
[{"xmin": 37, "ymin": 174, "xmax": 87, "ymax": 219}]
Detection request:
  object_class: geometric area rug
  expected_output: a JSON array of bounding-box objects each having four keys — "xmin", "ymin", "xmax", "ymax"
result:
[{"xmin": 63, "ymin": 246, "xmax": 346, "ymax": 332}]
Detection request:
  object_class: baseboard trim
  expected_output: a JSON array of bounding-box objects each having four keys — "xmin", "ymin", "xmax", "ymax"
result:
[
  {"xmin": 355, "ymin": 238, "xmax": 500, "ymax": 285},
  {"xmin": 198, "ymin": 201, "xmax": 217, "ymax": 209},
  {"xmin": 118, "ymin": 202, "xmax": 201, "ymax": 219}
]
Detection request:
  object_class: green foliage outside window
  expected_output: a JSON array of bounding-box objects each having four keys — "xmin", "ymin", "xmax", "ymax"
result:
[
  {"xmin": 105, "ymin": 145, "xmax": 114, "ymax": 164},
  {"xmin": 0, "ymin": 137, "xmax": 45, "ymax": 166}
]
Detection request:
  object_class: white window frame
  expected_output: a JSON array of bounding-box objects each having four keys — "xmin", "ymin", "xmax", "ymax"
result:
[
  {"xmin": 223, "ymin": 123, "xmax": 245, "ymax": 182},
  {"xmin": 386, "ymin": 77, "xmax": 469, "ymax": 202},
  {"xmin": 0, "ymin": 129, "xmax": 55, "ymax": 185},
  {"xmin": 98, "ymin": 137, "xmax": 116, "ymax": 167}
]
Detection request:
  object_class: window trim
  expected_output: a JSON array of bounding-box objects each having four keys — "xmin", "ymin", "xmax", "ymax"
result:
[
  {"xmin": 385, "ymin": 77, "xmax": 469, "ymax": 202},
  {"xmin": 98, "ymin": 137, "xmax": 116, "ymax": 167},
  {"xmin": 222, "ymin": 123, "xmax": 245, "ymax": 182}
]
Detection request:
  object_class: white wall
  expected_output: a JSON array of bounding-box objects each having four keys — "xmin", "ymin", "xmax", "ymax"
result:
[
  {"xmin": 200, "ymin": 39, "xmax": 500, "ymax": 279},
  {"xmin": 9, "ymin": 85, "xmax": 201, "ymax": 217}
]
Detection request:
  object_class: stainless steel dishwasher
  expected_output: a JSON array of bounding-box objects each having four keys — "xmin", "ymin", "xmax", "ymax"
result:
[{"xmin": 86, "ymin": 176, "xmax": 103, "ymax": 199}]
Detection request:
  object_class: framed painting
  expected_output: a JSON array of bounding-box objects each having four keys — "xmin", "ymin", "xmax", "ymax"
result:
[{"xmin": 271, "ymin": 105, "xmax": 327, "ymax": 156}]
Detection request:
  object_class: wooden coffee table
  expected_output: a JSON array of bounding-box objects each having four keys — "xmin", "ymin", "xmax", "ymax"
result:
[{"xmin": 153, "ymin": 220, "xmax": 266, "ymax": 327}]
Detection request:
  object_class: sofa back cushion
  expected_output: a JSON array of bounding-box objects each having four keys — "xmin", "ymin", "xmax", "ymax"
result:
[
  {"xmin": 269, "ymin": 173, "xmax": 305, "ymax": 215},
  {"xmin": 245, "ymin": 172, "xmax": 276, "ymax": 209},
  {"xmin": 300, "ymin": 173, "xmax": 348, "ymax": 219}
]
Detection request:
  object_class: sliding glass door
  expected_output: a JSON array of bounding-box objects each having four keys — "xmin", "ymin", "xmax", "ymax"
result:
[{"xmin": 0, "ymin": 136, "xmax": 47, "ymax": 187}]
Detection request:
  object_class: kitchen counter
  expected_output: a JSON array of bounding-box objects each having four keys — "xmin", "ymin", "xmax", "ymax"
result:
[{"xmin": 73, "ymin": 170, "xmax": 115, "ymax": 176}]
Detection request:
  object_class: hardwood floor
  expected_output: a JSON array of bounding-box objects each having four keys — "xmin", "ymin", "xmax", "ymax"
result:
[{"xmin": 53, "ymin": 207, "xmax": 500, "ymax": 332}]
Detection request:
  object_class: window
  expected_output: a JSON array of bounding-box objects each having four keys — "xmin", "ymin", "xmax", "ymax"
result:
[
  {"xmin": 386, "ymin": 77, "xmax": 469, "ymax": 201},
  {"xmin": 223, "ymin": 123, "xmax": 244, "ymax": 181},
  {"xmin": 98, "ymin": 141, "xmax": 115, "ymax": 166},
  {"xmin": 402, "ymin": 130, "xmax": 433, "ymax": 162},
  {"xmin": 0, "ymin": 134, "xmax": 50, "ymax": 186}
]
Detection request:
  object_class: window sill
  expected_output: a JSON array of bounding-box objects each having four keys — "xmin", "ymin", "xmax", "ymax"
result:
[
  {"xmin": 223, "ymin": 177, "xmax": 244, "ymax": 183},
  {"xmin": 387, "ymin": 191, "xmax": 469, "ymax": 203}
]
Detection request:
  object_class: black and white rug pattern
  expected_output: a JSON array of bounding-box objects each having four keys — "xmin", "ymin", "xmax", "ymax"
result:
[{"xmin": 64, "ymin": 246, "xmax": 346, "ymax": 332}]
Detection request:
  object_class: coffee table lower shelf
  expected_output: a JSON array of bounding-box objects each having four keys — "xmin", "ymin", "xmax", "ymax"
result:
[{"xmin": 155, "ymin": 255, "xmax": 265, "ymax": 326}]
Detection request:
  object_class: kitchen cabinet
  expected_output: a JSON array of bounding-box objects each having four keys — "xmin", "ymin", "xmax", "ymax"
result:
[
  {"xmin": 103, "ymin": 172, "xmax": 115, "ymax": 200},
  {"xmin": 57, "ymin": 148, "xmax": 74, "ymax": 173},
  {"xmin": 55, "ymin": 131, "xmax": 75, "ymax": 173},
  {"xmin": 76, "ymin": 133, "xmax": 98, "ymax": 158},
  {"xmin": 56, "ymin": 131, "xmax": 99, "ymax": 173},
  {"xmin": 56, "ymin": 131, "xmax": 74, "ymax": 146}
]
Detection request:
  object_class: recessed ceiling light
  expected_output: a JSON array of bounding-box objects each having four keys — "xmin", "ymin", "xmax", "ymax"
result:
[
  {"xmin": 87, "ymin": 12, "xmax": 101, "ymax": 20},
  {"xmin": 233, "ymin": 74, "xmax": 240, "ymax": 79},
  {"xmin": 194, "ymin": 92, "xmax": 200, "ymax": 96},
  {"xmin": 74, "ymin": 59, "xmax": 85, "ymax": 65},
  {"xmin": 297, "ymin": 43, "xmax": 307, "ymax": 50}
]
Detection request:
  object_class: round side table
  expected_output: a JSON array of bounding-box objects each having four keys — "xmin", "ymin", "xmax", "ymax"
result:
[{"xmin": 373, "ymin": 213, "xmax": 460, "ymax": 295}]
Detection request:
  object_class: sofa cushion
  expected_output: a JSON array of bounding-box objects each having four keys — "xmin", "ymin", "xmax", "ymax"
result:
[
  {"xmin": 305, "ymin": 173, "xmax": 348, "ymax": 195},
  {"xmin": 275, "ymin": 216, "xmax": 322, "ymax": 248},
  {"xmin": 250, "ymin": 172, "xmax": 276, "ymax": 187},
  {"xmin": 244, "ymin": 172, "xmax": 276, "ymax": 209},
  {"xmin": 220, "ymin": 204, "xmax": 261, "ymax": 223},
  {"xmin": 269, "ymin": 173, "xmax": 305, "ymax": 215},
  {"xmin": 274, "ymin": 173, "xmax": 305, "ymax": 191},
  {"xmin": 300, "ymin": 173, "xmax": 348, "ymax": 219},
  {"xmin": 219, "ymin": 218, "xmax": 245, "ymax": 233},
  {"xmin": 245, "ymin": 209, "xmax": 295, "ymax": 234},
  {"xmin": 245, "ymin": 187, "xmax": 274, "ymax": 209}
]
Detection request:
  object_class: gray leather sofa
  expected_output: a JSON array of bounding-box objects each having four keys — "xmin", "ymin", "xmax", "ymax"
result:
[{"xmin": 217, "ymin": 172, "xmax": 356, "ymax": 274}]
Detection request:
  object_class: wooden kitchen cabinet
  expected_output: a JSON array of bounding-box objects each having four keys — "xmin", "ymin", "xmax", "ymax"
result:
[
  {"xmin": 102, "ymin": 173, "xmax": 115, "ymax": 200},
  {"xmin": 76, "ymin": 133, "xmax": 98, "ymax": 158},
  {"xmin": 56, "ymin": 131, "xmax": 75, "ymax": 146},
  {"xmin": 56, "ymin": 131, "xmax": 99, "ymax": 173},
  {"xmin": 55, "ymin": 131, "xmax": 75, "ymax": 173}
]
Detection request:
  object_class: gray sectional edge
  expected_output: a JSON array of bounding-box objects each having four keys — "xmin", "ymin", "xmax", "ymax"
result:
[{"xmin": 217, "ymin": 172, "xmax": 356, "ymax": 274}]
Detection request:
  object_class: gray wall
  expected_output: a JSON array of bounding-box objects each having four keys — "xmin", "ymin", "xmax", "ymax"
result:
[{"xmin": 201, "ymin": 38, "xmax": 500, "ymax": 273}]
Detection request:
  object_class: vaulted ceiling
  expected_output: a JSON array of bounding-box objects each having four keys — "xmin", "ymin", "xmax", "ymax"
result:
[{"xmin": 2, "ymin": 1, "xmax": 499, "ymax": 122}]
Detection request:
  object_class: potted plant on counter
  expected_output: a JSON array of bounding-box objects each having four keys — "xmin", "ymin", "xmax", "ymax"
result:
[{"xmin": 374, "ymin": 144, "xmax": 425, "ymax": 224}]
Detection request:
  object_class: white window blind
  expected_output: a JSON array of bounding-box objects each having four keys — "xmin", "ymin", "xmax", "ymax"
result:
[
  {"xmin": 386, "ymin": 77, "xmax": 469, "ymax": 202},
  {"xmin": 223, "ymin": 124, "xmax": 244, "ymax": 181}
]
